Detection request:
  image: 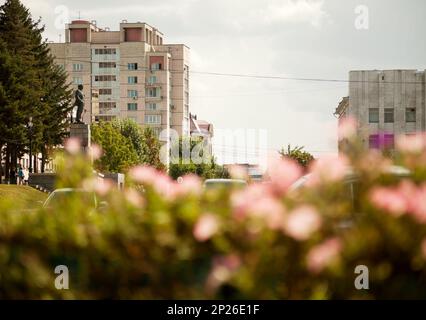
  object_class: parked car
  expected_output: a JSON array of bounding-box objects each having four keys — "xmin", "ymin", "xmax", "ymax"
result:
[
  {"xmin": 203, "ymin": 179, "xmax": 248, "ymax": 190},
  {"xmin": 43, "ymin": 188, "xmax": 108, "ymax": 211},
  {"xmin": 289, "ymin": 165, "xmax": 411, "ymax": 228}
]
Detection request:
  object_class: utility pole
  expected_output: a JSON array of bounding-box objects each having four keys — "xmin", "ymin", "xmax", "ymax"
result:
[{"xmin": 28, "ymin": 117, "xmax": 33, "ymax": 173}]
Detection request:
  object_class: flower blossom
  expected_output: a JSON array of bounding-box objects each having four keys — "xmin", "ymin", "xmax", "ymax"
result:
[
  {"xmin": 193, "ymin": 213, "xmax": 219, "ymax": 242},
  {"xmin": 306, "ymin": 237, "xmax": 342, "ymax": 273},
  {"xmin": 175, "ymin": 174, "xmax": 202, "ymax": 196},
  {"xmin": 284, "ymin": 205, "xmax": 322, "ymax": 241},
  {"xmin": 308, "ymin": 155, "xmax": 349, "ymax": 186},
  {"xmin": 267, "ymin": 157, "xmax": 303, "ymax": 195},
  {"xmin": 64, "ymin": 137, "xmax": 81, "ymax": 155},
  {"xmin": 338, "ymin": 116, "xmax": 357, "ymax": 141}
]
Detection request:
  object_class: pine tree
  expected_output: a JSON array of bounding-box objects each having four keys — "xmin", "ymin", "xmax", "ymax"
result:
[{"xmin": 0, "ymin": 0, "xmax": 72, "ymax": 178}]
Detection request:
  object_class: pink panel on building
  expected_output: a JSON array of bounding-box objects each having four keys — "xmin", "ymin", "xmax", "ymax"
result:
[
  {"xmin": 149, "ymin": 56, "xmax": 164, "ymax": 66},
  {"xmin": 125, "ymin": 28, "xmax": 142, "ymax": 42},
  {"xmin": 71, "ymin": 20, "xmax": 90, "ymax": 24},
  {"xmin": 70, "ymin": 29, "xmax": 87, "ymax": 43}
]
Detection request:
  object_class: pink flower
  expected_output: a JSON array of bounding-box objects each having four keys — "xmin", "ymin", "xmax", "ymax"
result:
[
  {"xmin": 284, "ymin": 205, "xmax": 322, "ymax": 241},
  {"xmin": 307, "ymin": 237, "xmax": 342, "ymax": 273},
  {"xmin": 228, "ymin": 165, "xmax": 248, "ymax": 180},
  {"xmin": 88, "ymin": 144, "xmax": 102, "ymax": 160},
  {"xmin": 231, "ymin": 183, "xmax": 285, "ymax": 229},
  {"xmin": 370, "ymin": 187, "xmax": 407, "ymax": 217},
  {"xmin": 409, "ymin": 184, "xmax": 426, "ymax": 224},
  {"xmin": 338, "ymin": 116, "xmax": 357, "ymax": 141},
  {"xmin": 193, "ymin": 213, "xmax": 219, "ymax": 242},
  {"xmin": 124, "ymin": 188, "xmax": 144, "ymax": 207},
  {"xmin": 94, "ymin": 179, "xmax": 113, "ymax": 196},
  {"xmin": 231, "ymin": 183, "xmax": 272, "ymax": 220},
  {"xmin": 206, "ymin": 254, "xmax": 241, "ymax": 294},
  {"xmin": 64, "ymin": 137, "xmax": 80, "ymax": 155},
  {"xmin": 308, "ymin": 155, "xmax": 349, "ymax": 186},
  {"xmin": 129, "ymin": 165, "xmax": 176, "ymax": 199},
  {"xmin": 267, "ymin": 157, "xmax": 302, "ymax": 195},
  {"xmin": 175, "ymin": 174, "xmax": 202, "ymax": 196},
  {"xmin": 129, "ymin": 165, "xmax": 159, "ymax": 185},
  {"xmin": 82, "ymin": 177, "xmax": 113, "ymax": 196},
  {"xmin": 396, "ymin": 133, "xmax": 425, "ymax": 154}
]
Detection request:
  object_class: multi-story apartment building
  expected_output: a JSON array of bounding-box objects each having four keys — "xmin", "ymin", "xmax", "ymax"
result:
[
  {"xmin": 48, "ymin": 20, "xmax": 190, "ymax": 137},
  {"xmin": 335, "ymin": 70, "xmax": 426, "ymax": 151}
]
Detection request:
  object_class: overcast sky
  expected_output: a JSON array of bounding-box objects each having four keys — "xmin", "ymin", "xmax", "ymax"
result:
[{"xmin": 14, "ymin": 0, "xmax": 426, "ymax": 163}]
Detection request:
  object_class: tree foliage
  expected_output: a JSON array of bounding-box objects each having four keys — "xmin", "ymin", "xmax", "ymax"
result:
[
  {"xmin": 0, "ymin": 0, "xmax": 72, "ymax": 177},
  {"xmin": 91, "ymin": 121, "xmax": 139, "ymax": 173},
  {"xmin": 112, "ymin": 119, "xmax": 164, "ymax": 170},
  {"xmin": 91, "ymin": 119, "xmax": 164, "ymax": 173},
  {"xmin": 279, "ymin": 144, "xmax": 315, "ymax": 169},
  {"xmin": 168, "ymin": 136, "xmax": 229, "ymax": 180}
]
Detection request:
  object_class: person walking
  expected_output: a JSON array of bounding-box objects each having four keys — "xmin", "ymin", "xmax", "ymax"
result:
[
  {"xmin": 9, "ymin": 167, "xmax": 16, "ymax": 185},
  {"xmin": 18, "ymin": 165, "xmax": 24, "ymax": 185}
]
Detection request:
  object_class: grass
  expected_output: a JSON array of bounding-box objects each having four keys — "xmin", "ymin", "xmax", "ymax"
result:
[{"xmin": 0, "ymin": 185, "xmax": 48, "ymax": 208}]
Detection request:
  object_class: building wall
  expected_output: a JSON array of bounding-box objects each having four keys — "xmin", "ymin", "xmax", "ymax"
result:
[
  {"xmin": 48, "ymin": 20, "xmax": 189, "ymax": 137},
  {"xmin": 347, "ymin": 70, "xmax": 426, "ymax": 149}
]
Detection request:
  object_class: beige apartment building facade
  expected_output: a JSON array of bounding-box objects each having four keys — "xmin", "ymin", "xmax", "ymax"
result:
[
  {"xmin": 335, "ymin": 70, "xmax": 426, "ymax": 151},
  {"xmin": 48, "ymin": 20, "xmax": 190, "ymax": 137}
]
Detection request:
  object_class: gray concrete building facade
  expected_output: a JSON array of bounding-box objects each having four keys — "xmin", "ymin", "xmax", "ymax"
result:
[{"xmin": 335, "ymin": 70, "xmax": 426, "ymax": 150}]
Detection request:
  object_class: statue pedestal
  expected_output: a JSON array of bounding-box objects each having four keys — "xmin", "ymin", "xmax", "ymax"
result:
[{"xmin": 70, "ymin": 123, "xmax": 91, "ymax": 152}]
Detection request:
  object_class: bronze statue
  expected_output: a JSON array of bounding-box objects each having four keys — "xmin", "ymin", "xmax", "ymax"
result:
[{"xmin": 73, "ymin": 84, "xmax": 85, "ymax": 124}]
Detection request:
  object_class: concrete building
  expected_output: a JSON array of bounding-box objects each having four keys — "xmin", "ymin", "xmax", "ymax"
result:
[
  {"xmin": 190, "ymin": 113, "xmax": 214, "ymax": 156},
  {"xmin": 48, "ymin": 19, "xmax": 190, "ymax": 137},
  {"xmin": 335, "ymin": 70, "xmax": 426, "ymax": 151}
]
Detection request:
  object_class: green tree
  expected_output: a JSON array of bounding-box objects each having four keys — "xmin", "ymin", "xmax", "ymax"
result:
[
  {"xmin": 279, "ymin": 144, "xmax": 315, "ymax": 169},
  {"xmin": 0, "ymin": 0, "xmax": 72, "ymax": 177},
  {"xmin": 91, "ymin": 121, "xmax": 139, "ymax": 173},
  {"xmin": 168, "ymin": 137, "xmax": 228, "ymax": 180},
  {"xmin": 112, "ymin": 119, "xmax": 164, "ymax": 170}
]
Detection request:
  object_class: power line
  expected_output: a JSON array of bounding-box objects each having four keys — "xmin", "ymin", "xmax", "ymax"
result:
[
  {"xmin": 190, "ymin": 70, "xmax": 426, "ymax": 85},
  {"xmin": 55, "ymin": 57, "xmax": 425, "ymax": 85}
]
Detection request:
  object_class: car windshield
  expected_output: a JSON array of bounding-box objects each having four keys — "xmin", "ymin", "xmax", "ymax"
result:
[
  {"xmin": 44, "ymin": 190, "xmax": 96, "ymax": 208},
  {"xmin": 204, "ymin": 179, "xmax": 247, "ymax": 190}
]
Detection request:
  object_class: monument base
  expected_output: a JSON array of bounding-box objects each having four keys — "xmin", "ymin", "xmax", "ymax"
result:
[{"xmin": 70, "ymin": 123, "xmax": 91, "ymax": 152}]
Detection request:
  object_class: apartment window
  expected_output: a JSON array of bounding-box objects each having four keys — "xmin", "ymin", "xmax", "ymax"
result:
[
  {"xmin": 95, "ymin": 75, "xmax": 117, "ymax": 82},
  {"xmin": 369, "ymin": 134, "xmax": 380, "ymax": 149},
  {"xmin": 99, "ymin": 102, "xmax": 117, "ymax": 114},
  {"xmin": 128, "ymin": 76, "xmax": 138, "ymax": 84},
  {"xmin": 369, "ymin": 108, "xmax": 379, "ymax": 123},
  {"xmin": 99, "ymin": 102, "xmax": 116, "ymax": 109},
  {"xmin": 384, "ymin": 134, "xmax": 395, "ymax": 149},
  {"xmin": 94, "ymin": 48, "xmax": 117, "ymax": 55},
  {"xmin": 127, "ymin": 90, "xmax": 138, "ymax": 98},
  {"xmin": 151, "ymin": 63, "xmax": 162, "ymax": 70},
  {"xmin": 99, "ymin": 89, "xmax": 112, "ymax": 95},
  {"xmin": 384, "ymin": 108, "xmax": 394, "ymax": 123},
  {"xmin": 406, "ymin": 108, "xmax": 416, "ymax": 123},
  {"xmin": 146, "ymin": 87, "xmax": 159, "ymax": 97},
  {"xmin": 95, "ymin": 115, "xmax": 117, "ymax": 122},
  {"xmin": 146, "ymin": 103, "xmax": 157, "ymax": 111},
  {"xmin": 148, "ymin": 76, "xmax": 157, "ymax": 84},
  {"xmin": 145, "ymin": 114, "xmax": 161, "ymax": 124},
  {"xmin": 99, "ymin": 62, "xmax": 116, "ymax": 68},
  {"xmin": 128, "ymin": 63, "xmax": 138, "ymax": 70},
  {"xmin": 73, "ymin": 77, "xmax": 83, "ymax": 85},
  {"xmin": 73, "ymin": 63, "xmax": 83, "ymax": 71},
  {"xmin": 127, "ymin": 103, "xmax": 138, "ymax": 111}
]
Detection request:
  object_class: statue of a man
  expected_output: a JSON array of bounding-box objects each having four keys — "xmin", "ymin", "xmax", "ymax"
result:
[{"xmin": 74, "ymin": 84, "xmax": 85, "ymax": 124}]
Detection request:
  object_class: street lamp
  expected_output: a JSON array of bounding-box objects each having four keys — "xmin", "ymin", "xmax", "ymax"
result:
[{"xmin": 28, "ymin": 117, "xmax": 33, "ymax": 173}]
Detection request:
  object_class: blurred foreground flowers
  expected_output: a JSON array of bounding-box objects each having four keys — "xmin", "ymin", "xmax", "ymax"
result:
[{"xmin": 1, "ymin": 131, "xmax": 426, "ymax": 299}]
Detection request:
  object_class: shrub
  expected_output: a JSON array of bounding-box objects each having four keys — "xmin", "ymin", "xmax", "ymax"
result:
[{"xmin": 1, "ymin": 127, "xmax": 426, "ymax": 299}]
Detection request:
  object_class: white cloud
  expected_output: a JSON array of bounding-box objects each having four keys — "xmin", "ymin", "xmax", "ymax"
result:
[{"xmin": 262, "ymin": 0, "xmax": 330, "ymax": 27}]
